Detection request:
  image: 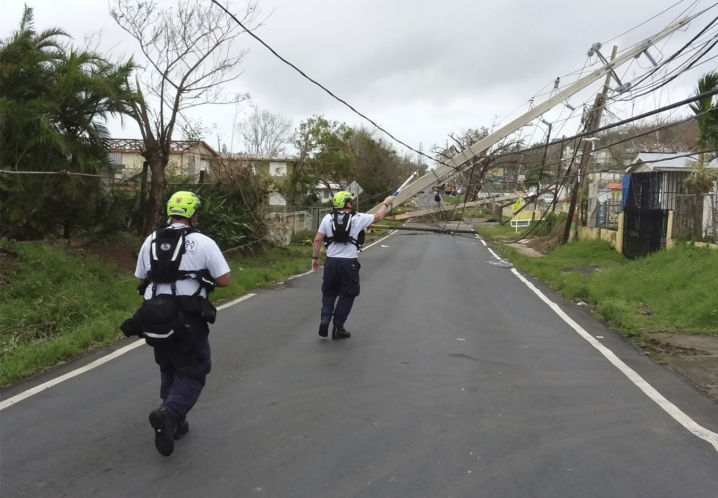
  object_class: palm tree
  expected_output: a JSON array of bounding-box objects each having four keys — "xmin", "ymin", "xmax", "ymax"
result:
[
  {"xmin": 0, "ymin": 6, "xmax": 136, "ymax": 239},
  {"xmin": 690, "ymin": 73, "xmax": 718, "ymax": 156},
  {"xmin": 685, "ymin": 72, "xmax": 718, "ymax": 193}
]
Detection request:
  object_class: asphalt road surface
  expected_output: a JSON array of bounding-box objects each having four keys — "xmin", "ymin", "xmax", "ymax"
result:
[{"xmin": 2, "ymin": 231, "xmax": 718, "ymax": 497}]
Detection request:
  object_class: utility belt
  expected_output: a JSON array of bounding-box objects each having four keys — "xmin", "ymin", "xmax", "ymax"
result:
[{"xmin": 121, "ymin": 294, "xmax": 217, "ymax": 347}]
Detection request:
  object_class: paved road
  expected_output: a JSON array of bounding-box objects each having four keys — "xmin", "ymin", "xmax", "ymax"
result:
[{"xmin": 2, "ymin": 231, "xmax": 718, "ymax": 497}]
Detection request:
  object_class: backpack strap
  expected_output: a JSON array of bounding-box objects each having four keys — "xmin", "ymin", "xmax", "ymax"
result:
[
  {"xmin": 325, "ymin": 211, "xmax": 361, "ymax": 248},
  {"xmin": 137, "ymin": 226, "xmax": 214, "ymax": 297}
]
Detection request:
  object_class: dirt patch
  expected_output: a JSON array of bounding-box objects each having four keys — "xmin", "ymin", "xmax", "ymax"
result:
[
  {"xmin": 526, "ymin": 234, "xmax": 560, "ymax": 254},
  {"xmin": 645, "ymin": 333, "xmax": 718, "ymax": 402},
  {"xmin": 507, "ymin": 240, "xmax": 545, "ymax": 258},
  {"xmin": 73, "ymin": 237, "xmax": 138, "ymax": 273},
  {"xmin": 562, "ymin": 264, "xmax": 604, "ymax": 276}
]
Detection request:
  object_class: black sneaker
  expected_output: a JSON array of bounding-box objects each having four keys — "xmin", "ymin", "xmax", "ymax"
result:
[
  {"xmin": 174, "ymin": 420, "xmax": 189, "ymax": 440},
  {"xmin": 332, "ymin": 324, "xmax": 351, "ymax": 340},
  {"xmin": 149, "ymin": 407, "xmax": 176, "ymax": 456},
  {"xmin": 318, "ymin": 322, "xmax": 330, "ymax": 337}
]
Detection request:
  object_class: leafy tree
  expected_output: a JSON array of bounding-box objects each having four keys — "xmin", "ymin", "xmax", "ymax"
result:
[
  {"xmin": 111, "ymin": 0, "xmax": 260, "ymax": 232},
  {"xmin": 291, "ymin": 116, "xmax": 355, "ymax": 204},
  {"xmin": 0, "ymin": 6, "xmax": 135, "ymax": 239},
  {"xmin": 350, "ymin": 128, "xmax": 425, "ymax": 206},
  {"xmin": 237, "ymin": 107, "xmax": 293, "ymax": 156}
]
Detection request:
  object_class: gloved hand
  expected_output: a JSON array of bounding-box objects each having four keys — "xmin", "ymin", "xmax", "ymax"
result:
[{"xmin": 120, "ymin": 317, "xmax": 142, "ymax": 337}]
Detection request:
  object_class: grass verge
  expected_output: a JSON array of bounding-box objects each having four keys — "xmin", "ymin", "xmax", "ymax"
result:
[
  {"xmin": 0, "ymin": 238, "xmax": 313, "ymax": 386},
  {"xmin": 475, "ymin": 229, "xmax": 718, "ymax": 342}
]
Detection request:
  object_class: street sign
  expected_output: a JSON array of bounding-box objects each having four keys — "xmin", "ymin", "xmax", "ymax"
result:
[{"xmin": 347, "ymin": 180, "xmax": 363, "ymax": 197}]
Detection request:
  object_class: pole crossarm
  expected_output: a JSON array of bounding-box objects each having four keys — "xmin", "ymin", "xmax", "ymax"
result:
[{"xmin": 367, "ymin": 16, "xmax": 689, "ymax": 214}]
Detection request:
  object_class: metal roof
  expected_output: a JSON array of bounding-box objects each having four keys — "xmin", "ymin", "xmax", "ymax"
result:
[{"xmin": 628, "ymin": 152, "xmax": 717, "ymax": 173}]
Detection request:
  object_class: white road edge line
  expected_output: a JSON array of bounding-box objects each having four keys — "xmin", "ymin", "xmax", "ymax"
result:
[
  {"xmin": 362, "ymin": 230, "xmax": 398, "ymax": 250},
  {"xmin": 216, "ymin": 293, "xmax": 256, "ymax": 310},
  {"xmin": 0, "ymin": 230, "xmax": 401, "ymax": 411},
  {"xmin": 477, "ymin": 234, "xmax": 718, "ymax": 451},
  {"xmin": 0, "ymin": 293, "xmax": 258, "ymax": 411},
  {"xmin": 510, "ymin": 266, "xmax": 718, "ymax": 452},
  {"xmin": 0, "ymin": 340, "xmax": 145, "ymax": 411}
]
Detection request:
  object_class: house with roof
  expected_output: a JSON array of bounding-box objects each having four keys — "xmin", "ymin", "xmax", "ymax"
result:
[
  {"xmin": 624, "ymin": 152, "xmax": 718, "ymax": 210},
  {"xmin": 621, "ymin": 152, "xmax": 718, "ymax": 256},
  {"xmin": 107, "ymin": 139, "xmax": 219, "ymax": 182},
  {"xmin": 215, "ymin": 154, "xmax": 300, "ymax": 206}
]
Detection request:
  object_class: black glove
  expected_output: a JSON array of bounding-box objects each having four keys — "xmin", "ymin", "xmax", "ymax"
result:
[{"xmin": 120, "ymin": 317, "xmax": 142, "ymax": 337}]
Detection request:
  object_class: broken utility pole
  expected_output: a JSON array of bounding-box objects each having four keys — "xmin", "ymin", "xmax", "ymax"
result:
[
  {"xmin": 367, "ymin": 18, "xmax": 688, "ymax": 216},
  {"xmin": 561, "ymin": 45, "xmax": 617, "ymax": 245}
]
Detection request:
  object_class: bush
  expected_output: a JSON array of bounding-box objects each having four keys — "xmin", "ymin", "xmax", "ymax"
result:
[{"xmin": 290, "ymin": 229, "xmax": 315, "ymax": 244}]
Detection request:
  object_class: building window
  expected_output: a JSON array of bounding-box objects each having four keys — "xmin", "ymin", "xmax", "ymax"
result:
[
  {"xmin": 270, "ymin": 162, "xmax": 287, "ymax": 176},
  {"xmin": 108, "ymin": 152, "xmax": 122, "ymax": 166},
  {"xmin": 188, "ymin": 155, "xmax": 196, "ymax": 177}
]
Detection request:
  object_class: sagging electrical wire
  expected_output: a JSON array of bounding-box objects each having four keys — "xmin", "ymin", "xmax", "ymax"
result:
[
  {"xmin": 602, "ymin": 0, "xmax": 697, "ymax": 46},
  {"xmin": 210, "ymin": 0, "xmax": 708, "ymax": 177},
  {"xmin": 208, "ymin": 0, "xmax": 445, "ymax": 168},
  {"xmin": 482, "ymin": 86, "xmax": 718, "ymax": 168}
]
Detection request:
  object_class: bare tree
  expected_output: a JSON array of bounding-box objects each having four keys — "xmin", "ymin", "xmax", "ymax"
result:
[
  {"xmin": 111, "ymin": 0, "xmax": 260, "ymax": 231},
  {"xmin": 237, "ymin": 107, "xmax": 293, "ymax": 156}
]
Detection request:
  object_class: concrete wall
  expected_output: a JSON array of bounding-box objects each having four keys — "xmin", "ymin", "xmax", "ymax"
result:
[
  {"xmin": 580, "ymin": 211, "xmax": 717, "ymax": 255},
  {"xmin": 577, "ymin": 213, "xmax": 624, "ymax": 253}
]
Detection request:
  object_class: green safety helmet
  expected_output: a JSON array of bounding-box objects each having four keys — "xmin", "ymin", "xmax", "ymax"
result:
[
  {"xmin": 167, "ymin": 191, "xmax": 201, "ymax": 218},
  {"xmin": 332, "ymin": 190, "xmax": 354, "ymax": 209}
]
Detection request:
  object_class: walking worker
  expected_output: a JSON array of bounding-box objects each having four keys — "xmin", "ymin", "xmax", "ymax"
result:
[
  {"xmin": 123, "ymin": 191, "xmax": 230, "ymax": 456},
  {"xmin": 311, "ymin": 190, "xmax": 394, "ymax": 339}
]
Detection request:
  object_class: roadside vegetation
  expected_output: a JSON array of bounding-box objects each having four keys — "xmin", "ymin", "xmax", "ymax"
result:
[
  {"xmin": 0, "ymin": 238, "xmax": 313, "ymax": 386},
  {"xmin": 477, "ymin": 224, "xmax": 718, "ymax": 342},
  {"xmin": 0, "ymin": 223, "xmax": 398, "ymax": 387}
]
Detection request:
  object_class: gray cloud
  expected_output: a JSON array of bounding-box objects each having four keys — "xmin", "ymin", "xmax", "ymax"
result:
[{"xmin": 2, "ymin": 0, "xmax": 714, "ymax": 157}]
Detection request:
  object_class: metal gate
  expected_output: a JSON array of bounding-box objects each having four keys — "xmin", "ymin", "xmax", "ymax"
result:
[{"xmin": 623, "ymin": 173, "xmax": 668, "ymax": 258}]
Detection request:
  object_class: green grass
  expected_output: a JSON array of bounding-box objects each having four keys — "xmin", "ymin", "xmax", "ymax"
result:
[
  {"xmin": 476, "ymin": 220, "xmax": 534, "ymax": 239},
  {"xmin": 481, "ymin": 233, "xmax": 718, "ymax": 340},
  {"xmin": 0, "ymin": 239, "xmax": 313, "ymax": 386}
]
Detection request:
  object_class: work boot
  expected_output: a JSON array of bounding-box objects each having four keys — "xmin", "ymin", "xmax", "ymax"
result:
[
  {"xmin": 149, "ymin": 407, "xmax": 176, "ymax": 456},
  {"xmin": 332, "ymin": 324, "xmax": 351, "ymax": 340},
  {"xmin": 318, "ymin": 322, "xmax": 330, "ymax": 338},
  {"xmin": 174, "ymin": 419, "xmax": 190, "ymax": 440}
]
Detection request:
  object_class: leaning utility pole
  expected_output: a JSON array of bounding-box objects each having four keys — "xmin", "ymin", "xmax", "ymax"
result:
[
  {"xmin": 367, "ymin": 18, "xmax": 688, "ymax": 215},
  {"xmin": 561, "ymin": 46, "xmax": 617, "ymax": 244}
]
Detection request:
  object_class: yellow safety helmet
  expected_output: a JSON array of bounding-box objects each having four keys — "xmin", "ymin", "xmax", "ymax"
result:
[
  {"xmin": 166, "ymin": 191, "xmax": 201, "ymax": 218},
  {"xmin": 332, "ymin": 190, "xmax": 354, "ymax": 209}
]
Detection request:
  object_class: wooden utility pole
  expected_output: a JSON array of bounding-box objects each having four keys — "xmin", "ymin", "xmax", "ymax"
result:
[{"xmin": 561, "ymin": 46, "xmax": 617, "ymax": 244}]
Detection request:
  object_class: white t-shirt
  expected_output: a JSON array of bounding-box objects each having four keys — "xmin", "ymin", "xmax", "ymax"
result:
[
  {"xmin": 318, "ymin": 211, "xmax": 375, "ymax": 258},
  {"xmin": 135, "ymin": 224, "xmax": 230, "ymax": 299}
]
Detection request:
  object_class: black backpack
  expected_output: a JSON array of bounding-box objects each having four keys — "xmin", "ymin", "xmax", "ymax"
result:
[
  {"xmin": 124, "ymin": 226, "xmax": 218, "ymax": 346},
  {"xmin": 326, "ymin": 211, "xmax": 365, "ymax": 249},
  {"xmin": 138, "ymin": 226, "xmax": 215, "ymax": 297}
]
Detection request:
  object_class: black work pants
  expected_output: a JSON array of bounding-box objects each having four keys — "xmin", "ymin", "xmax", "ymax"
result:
[
  {"xmin": 321, "ymin": 257, "xmax": 360, "ymax": 326},
  {"xmin": 152, "ymin": 316, "xmax": 211, "ymax": 423}
]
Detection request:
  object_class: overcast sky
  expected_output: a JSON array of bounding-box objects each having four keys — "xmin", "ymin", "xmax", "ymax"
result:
[{"xmin": 3, "ymin": 0, "xmax": 717, "ymax": 161}]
